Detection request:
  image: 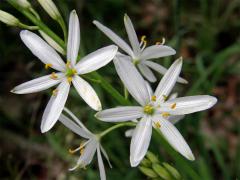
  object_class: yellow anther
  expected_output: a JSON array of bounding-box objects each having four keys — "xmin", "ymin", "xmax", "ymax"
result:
[
  {"xmin": 50, "ymin": 72, "xmax": 58, "ymax": 80},
  {"xmin": 151, "ymin": 95, "xmax": 156, "ymax": 102},
  {"xmin": 144, "ymin": 105, "xmax": 154, "ymax": 115},
  {"xmin": 72, "ymin": 69, "xmax": 77, "ymax": 74},
  {"xmin": 171, "ymin": 103, "xmax": 176, "ymax": 109},
  {"xmin": 156, "ymin": 38, "xmax": 165, "ymax": 45},
  {"xmin": 52, "ymin": 89, "xmax": 58, "ymax": 96},
  {"xmin": 162, "ymin": 112, "xmax": 170, "ymax": 118},
  {"xmin": 67, "ymin": 77, "xmax": 73, "ymax": 84},
  {"xmin": 163, "ymin": 95, "xmax": 168, "ymax": 101},
  {"xmin": 68, "ymin": 148, "xmax": 76, "ymax": 154},
  {"xmin": 45, "ymin": 63, "xmax": 52, "ymax": 69},
  {"xmin": 154, "ymin": 121, "xmax": 161, "ymax": 128},
  {"xmin": 141, "ymin": 35, "xmax": 147, "ymax": 47}
]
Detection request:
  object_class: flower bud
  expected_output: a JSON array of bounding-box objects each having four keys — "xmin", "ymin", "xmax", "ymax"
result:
[
  {"xmin": 37, "ymin": 0, "xmax": 61, "ymax": 20},
  {"xmin": 16, "ymin": 0, "xmax": 31, "ymax": 8},
  {"xmin": 146, "ymin": 151, "xmax": 159, "ymax": 164},
  {"xmin": 0, "ymin": 10, "xmax": 19, "ymax": 26},
  {"xmin": 162, "ymin": 162, "xmax": 181, "ymax": 180},
  {"xmin": 39, "ymin": 30, "xmax": 65, "ymax": 55},
  {"xmin": 152, "ymin": 164, "xmax": 172, "ymax": 179},
  {"xmin": 139, "ymin": 166, "xmax": 158, "ymax": 178}
]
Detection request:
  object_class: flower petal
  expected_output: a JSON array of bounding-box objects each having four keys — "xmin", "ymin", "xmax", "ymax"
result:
[
  {"xmin": 72, "ymin": 75, "xmax": 101, "ymax": 111},
  {"xmin": 125, "ymin": 128, "xmax": 134, "ymax": 138},
  {"xmin": 41, "ymin": 79, "xmax": 70, "ymax": 133},
  {"xmin": 93, "ymin": 20, "xmax": 134, "ymax": 57},
  {"xmin": 154, "ymin": 58, "xmax": 183, "ymax": 102},
  {"xmin": 141, "ymin": 45, "xmax": 176, "ymax": 60},
  {"xmin": 145, "ymin": 81, "xmax": 153, "ymax": 98},
  {"xmin": 67, "ymin": 10, "xmax": 80, "ymax": 66},
  {"xmin": 168, "ymin": 115, "xmax": 185, "ymax": 124},
  {"xmin": 95, "ymin": 106, "xmax": 143, "ymax": 122},
  {"xmin": 113, "ymin": 57, "xmax": 150, "ymax": 106},
  {"xmin": 97, "ymin": 147, "xmax": 107, "ymax": 180},
  {"xmin": 100, "ymin": 145, "xmax": 112, "ymax": 168},
  {"xmin": 75, "ymin": 45, "xmax": 118, "ymax": 74},
  {"xmin": 137, "ymin": 63, "xmax": 157, "ymax": 82},
  {"xmin": 11, "ymin": 73, "xmax": 64, "ymax": 94},
  {"xmin": 130, "ymin": 116, "xmax": 152, "ymax": 167},
  {"xmin": 20, "ymin": 30, "xmax": 65, "ymax": 71},
  {"xmin": 144, "ymin": 61, "xmax": 188, "ymax": 84},
  {"xmin": 59, "ymin": 114, "xmax": 91, "ymax": 139},
  {"xmin": 159, "ymin": 95, "xmax": 217, "ymax": 115},
  {"xmin": 124, "ymin": 14, "xmax": 140, "ymax": 56},
  {"xmin": 69, "ymin": 139, "xmax": 98, "ymax": 171},
  {"xmin": 153, "ymin": 117, "xmax": 195, "ymax": 160}
]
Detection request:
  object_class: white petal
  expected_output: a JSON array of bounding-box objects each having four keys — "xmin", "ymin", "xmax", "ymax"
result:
[
  {"xmin": 168, "ymin": 115, "xmax": 185, "ymax": 124},
  {"xmin": 153, "ymin": 117, "xmax": 195, "ymax": 160},
  {"xmin": 63, "ymin": 107, "xmax": 93, "ymax": 135},
  {"xmin": 113, "ymin": 57, "xmax": 150, "ymax": 106},
  {"xmin": 145, "ymin": 81, "xmax": 153, "ymax": 97},
  {"xmin": 11, "ymin": 73, "xmax": 64, "ymax": 94},
  {"xmin": 67, "ymin": 10, "xmax": 80, "ymax": 66},
  {"xmin": 125, "ymin": 128, "xmax": 134, "ymax": 138},
  {"xmin": 159, "ymin": 95, "xmax": 217, "ymax": 115},
  {"xmin": 20, "ymin": 30, "xmax": 65, "ymax": 72},
  {"xmin": 41, "ymin": 79, "xmax": 70, "ymax": 133},
  {"xmin": 72, "ymin": 75, "xmax": 102, "ymax": 111},
  {"xmin": 144, "ymin": 61, "xmax": 188, "ymax": 84},
  {"xmin": 59, "ymin": 114, "xmax": 91, "ymax": 139},
  {"xmin": 75, "ymin": 45, "xmax": 118, "ymax": 74},
  {"xmin": 137, "ymin": 63, "xmax": 156, "ymax": 82},
  {"xmin": 130, "ymin": 116, "xmax": 152, "ymax": 167},
  {"xmin": 124, "ymin": 14, "xmax": 140, "ymax": 56},
  {"xmin": 70, "ymin": 139, "xmax": 98, "ymax": 170},
  {"xmin": 95, "ymin": 106, "xmax": 143, "ymax": 122},
  {"xmin": 97, "ymin": 147, "xmax": 107, "ymax": 180},
  {"xmin": 168, "ymin": 93, "xmax": 178, "ymax": 100},
  {"xmin": 100, "ymin": 145, "xmax": 112, "ymax": 168},
  {"xmin": 141, "ymin": 45, "xmax": 176, "ymax": 60},
  {"xmin": 93, "ymin": 20, "xmax": 134, "ymax": 57},
  {"xmin": 154, "ymin": 58, "xmax": 183, "ymax": 102}
]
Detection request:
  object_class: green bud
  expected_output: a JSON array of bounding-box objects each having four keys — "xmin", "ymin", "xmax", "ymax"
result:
[
  {"xmin": 16, "ymin": 0, "xmax": 31, "ymax": 8},
  {"xmin": 162, "ymin": 162, "xmax": 181, "ymax": 180},
  {"xmin": 140, "ymin": 158, "xmax": 152, "ymax": 167},
  {"xmin": 146, "ymin": 151, "xmax": 159, "ymax": 164},
  {"xmin": 152, "ymin": 163, "xmax": 172, "ymax": 180},
  {"xmin": 139, "ymin": 166, "xmax": 158, "ymax": 178},
  {"xmin": 37, "ymin": 0, "xmax": 61, "ymax": 20},
  {"xmin": 0, "ymin": 10, "xmax": 19, "ymax": 26}
]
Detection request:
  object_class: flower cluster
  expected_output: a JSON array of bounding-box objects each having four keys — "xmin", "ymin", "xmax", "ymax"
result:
[{"xmin": 2, "ymin": 2, "xmax": 217, "ymax": 179}]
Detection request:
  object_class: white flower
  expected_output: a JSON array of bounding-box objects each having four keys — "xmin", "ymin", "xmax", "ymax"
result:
[
  {"xmin": 93, "ymin": 14, "xmax": 187, "ymax": 83},
  {"xmin": 59, "ymin": 108, "xmax": 111, "ymax": 180},
  {"xmin": 96, "ymin": 58, "xmax": 217, "ymax": 167},
  {"xmin": 11, "ymin": 10, "xmax": 118, "ymax": 133}
]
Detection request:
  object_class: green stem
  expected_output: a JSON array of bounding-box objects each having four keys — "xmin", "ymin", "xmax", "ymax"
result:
[
  {"xmin": 18, "ymin": 23, "xmax": 38, "ymax": 30},
  {"xmin": 99, "ymin": 122, "xmax": 135, "ymax": 137}
]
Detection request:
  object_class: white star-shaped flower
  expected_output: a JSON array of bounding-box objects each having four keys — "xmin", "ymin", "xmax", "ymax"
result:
[
  {"xmin": 96, "ymin": 58, "xmax": 217, "ymax": 167},
  {"xmin": 11, "ymin": 10, "xmax": 118, "ymax": 133},
  {"xmin": 59, "ymin": 108, "xmax": 111, "ymax": 180},
  {"xmin": 93, "ymin": 14, "xmax": 187, "ymax": 83}
]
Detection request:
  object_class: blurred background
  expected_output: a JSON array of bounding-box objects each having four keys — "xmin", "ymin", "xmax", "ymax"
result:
[{"xmin": 0, "ymin": 0, "xmax": 240, "ymax": 179}]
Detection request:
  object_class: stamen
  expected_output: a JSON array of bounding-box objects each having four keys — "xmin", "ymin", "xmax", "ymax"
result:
[
  {"xmin": 52, "ymin": 89, "xmax": 58, "ymax": 96},
  {"xmin": 171, "ymin": 103, "xmax": 176, "ymax": 109},
  {"xmin": 154, "ymin": 121, "xmax": 161, "ymax": 128},
  {"xmin": 50, "ymin": 72, "xmax": 58, "ymax": 80},
  {"xmin": 162, "ymin": 112, "xmax": 170, "ymax": 118},
  {"xmin": 68, "ymin": 142, "xmax": 85, "ymax": 155},
  {"xmin": 156, "ymin": 38, "xmax": 166, "ymax": 45},
  {"xmin": 140, "ymin": 35, "xmax": 147, "ymax": 51},
  {"xmin": 151, "ymin": 95, "xmax": 156, "ymax": 102},
  {"xmin": 45, "ymin": 63, "xmax": 52, "ymax": 69},
  {"xmin": 163, "ymin": 95, "xmax": 168, "ymax": 101},
  {"xmin": 66, "ymin": 60, "xmax": 71, "ymax": 68},
  {"xmin": 67, "ymin": 77, "xmax": 73, "ymax": 84}
]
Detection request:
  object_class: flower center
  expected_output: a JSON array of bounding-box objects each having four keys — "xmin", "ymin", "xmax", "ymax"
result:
[
  {"xmin": 143, "ymin": 104, "xmax": 155, "ymax": 115},
  {"xmin": 65, "ymin": 61, "xmax": 77, "ymax": 83},
  {"xmin": 133, "ymin": 59, "xmax": 140, "ymax": 65}
]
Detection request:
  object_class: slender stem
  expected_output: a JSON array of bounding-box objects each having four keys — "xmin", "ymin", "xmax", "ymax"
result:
[
  {"xmin": 99, "ymin": 122, "xmax": 136, "ymax": 137},
  {"xmin": 18, "ymin": 23, "xmax": 38, "ymax": 30}
]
